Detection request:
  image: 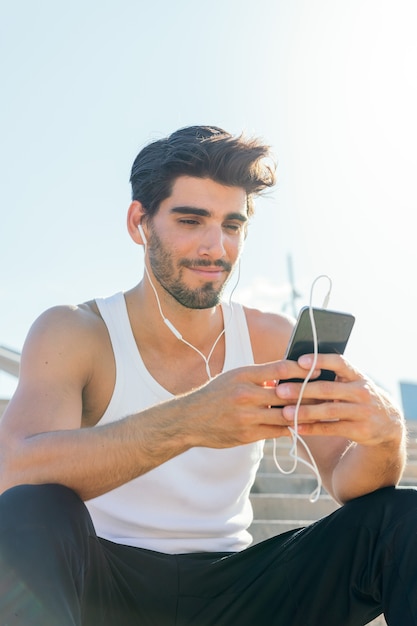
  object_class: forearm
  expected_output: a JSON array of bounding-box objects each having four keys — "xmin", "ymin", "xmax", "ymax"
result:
[
  {"xmin": 0, "ymin": 359, "xmax": 310, "ymax": 500},
  {"xmin": 331, "ymin": 427, "xmax": 407, "ymax": 504},
  {"xmin": 0, "ymin": 398, "xmax": 194, "ymax": 501}
]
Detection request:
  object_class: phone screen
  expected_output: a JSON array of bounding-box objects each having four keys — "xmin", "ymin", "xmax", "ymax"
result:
[{"xmin": 282, "ymin": 306, "xmax": 355, "ymax": 382}]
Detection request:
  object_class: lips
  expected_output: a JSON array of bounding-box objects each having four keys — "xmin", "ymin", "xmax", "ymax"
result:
[
  {"xmin": 180, "ymin": 260, "xmax": 232, "ymax": 272},
  {"xmin": 188, "ymin": 267, "xmax": 225, "ymax": 279}
]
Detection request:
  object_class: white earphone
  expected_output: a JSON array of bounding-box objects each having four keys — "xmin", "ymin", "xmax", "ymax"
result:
[
  {"xmin": 137, "ymin": 219, "xmax": 231, "ymax": 378},
  {"xmin": 138, "ymin": 223, "xmax": 147, "ymax": 244}
]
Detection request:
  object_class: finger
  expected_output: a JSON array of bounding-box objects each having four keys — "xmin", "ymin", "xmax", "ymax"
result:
[
  {"xmin": 295, "ymin": 417, "xmax": 360, "ymax": 438},
  {"xmin": 292, "ymin": 413, "xmax": 380, "ymax": 444},
  {"xmin": 276, "ymin": 379, "xmax": 361, "ymax": 405},
  {"xmin": 283, "ymin": 398, "xmax": 360, "ymax": 423},
  {"xmin": 256, "ymin": 423, "xmax": 293, "ymax": 440},
  {"xmin": 297, "ymin": 354, "xmax": 362, "ymax": 383},
  {"xmin": 243, "ymin": 360, "xmax": 321, "ymax": 387},
  {"xmin": 222, "ymin": 374, "xmax": 298, "ymax": 420}
]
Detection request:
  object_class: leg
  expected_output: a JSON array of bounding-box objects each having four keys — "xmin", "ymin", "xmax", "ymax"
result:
[
  {"xmin": 0, "ymin": 484, "xmax": 95, "ymax": 625},
  {"xmin": 0, "ymin": 484, "xmax": 179, "ymax": 626},
  {"xmin": 276, "ymin": 486, "xmax": 417, "ymax": 625},
  {"xmin": 176, "ymin": 487, "xmax": 417, "ymax": 626}
]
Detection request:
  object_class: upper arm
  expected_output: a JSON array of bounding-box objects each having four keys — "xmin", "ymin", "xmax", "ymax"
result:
[
  {"xmin": 0, "ymin": 305, "xmax": 95, "ymax": 444},
  {"xmin": 244, "ymin": 306, "xmax": 295, "ymax": 363}
]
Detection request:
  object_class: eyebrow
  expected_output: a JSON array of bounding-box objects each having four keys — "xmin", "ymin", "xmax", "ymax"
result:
[{"xmin": 170, "ymin": 206, "xmax": 248, "ymax": 223}]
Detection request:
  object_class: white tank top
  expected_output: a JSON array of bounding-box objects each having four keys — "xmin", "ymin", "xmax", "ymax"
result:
[{"xmin": 86, "ymin": 292, "xmax": 264, "ymax": 554}]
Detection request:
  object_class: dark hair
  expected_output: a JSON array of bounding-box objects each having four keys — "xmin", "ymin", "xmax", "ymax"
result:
[{"xmin": 129, "ymin": 125, "xmax": 276, "ymax": 218}]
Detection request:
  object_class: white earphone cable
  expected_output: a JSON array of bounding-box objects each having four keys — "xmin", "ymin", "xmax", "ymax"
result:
[
  {"xmin": 142, "ymin": 236, "xmax": 240, "ymax": 380},
  {"xmin": 272, "ymin": 274, "xmax": 333, "ymax": 503}
]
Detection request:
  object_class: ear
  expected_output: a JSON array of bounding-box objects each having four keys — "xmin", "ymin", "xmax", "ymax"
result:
[{"xmin": 127, "ymin": 201, "xmax": 148, "ymax": 246}]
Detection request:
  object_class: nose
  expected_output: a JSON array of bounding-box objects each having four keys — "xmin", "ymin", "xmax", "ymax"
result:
[{"xmin": 197, "ymin": 224, "xmax": 226, "ymax": 258}]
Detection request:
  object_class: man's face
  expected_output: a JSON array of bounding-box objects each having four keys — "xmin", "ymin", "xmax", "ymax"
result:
[{"xmin": 145, "ymin": 176, "xmax": 248, "ymax": 309}]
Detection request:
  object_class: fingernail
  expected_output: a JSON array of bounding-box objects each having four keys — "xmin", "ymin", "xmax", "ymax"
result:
[
  {"xmin": 283, "ymin": 406, "xmax": 295, "ymax": 420},
  {"xmin": 276, "ymin": 384, "xmax": 290, "ymax": 397},
  {"xmin": 299, "ymin": 355, "xmax": 313, "ymax": 366}
]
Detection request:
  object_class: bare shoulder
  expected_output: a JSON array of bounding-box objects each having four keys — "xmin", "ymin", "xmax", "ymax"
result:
[
  {"xmin": 6, "ymin": 299, "xmax": 114, "ymax": 429},
  {"xmin": 18, "ymin": 299, "xmax": 113, "ymax": 402},
  {"xmin": 28, "ymin": 300, "xmax": 102, "ymax": 336},
  {"xmin": 22, "ymin": 300, "xmax": 105, "ymax": 377},
  {"xmin": 243, "ymin": 305, "xmax": 295, "ymax": 363}
]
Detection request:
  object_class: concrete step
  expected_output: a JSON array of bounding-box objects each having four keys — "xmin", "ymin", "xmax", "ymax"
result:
[
  {"xmin": 252, "ymin": 473, "xmax": 321, "ymax": 494},
  {"xmin": 263, "ymin": 436, "xmax": 417, "ymax": 456},
  {"xmin": 250, "ymin": 492, "xmax": 340, "ymax": 520},
  {"xmin": 249, "ymin": 519, "xmax": 309, "ymax": 543},
  {"xmin": 253, "ymin": 472, "xmax": 417, "ymax": 494},
  {"xmin": 259, "ymin": 454, "xmax": 320, "ymax": 475},
  {"xmin": 259, "ymin": 444, "xmax": 417, "ymax": 480},
  {"xmin": 262, "ymin": 434, "xmax": 417, "ymax": 451},
  {"xmin": 402, "ymin": 461, "xmax": 417, "ymax": 478}
]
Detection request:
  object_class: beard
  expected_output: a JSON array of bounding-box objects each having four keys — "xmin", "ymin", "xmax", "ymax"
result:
[{"xmin": 147, "ymin": 228, "xmax": 234, "ymax": 309}]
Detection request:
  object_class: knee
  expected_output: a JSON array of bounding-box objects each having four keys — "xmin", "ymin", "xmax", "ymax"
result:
[
  {"xmin": 344, "ymin": 486, "xmax": 417, "ymax": 528},
  {"xmin": 0, "ymin": 483, "xmax": 92, "ymax": 536},
  {"xmin": 0, "ymin": 485, "xmax": 94, "ymax": 611},
  {"xmin": 380, "ymin": 485, "xmax": 417, "ymax": 517},
  {"xmin": 363, "ymin": 485, "xmax": 417, "ymax": 509}
]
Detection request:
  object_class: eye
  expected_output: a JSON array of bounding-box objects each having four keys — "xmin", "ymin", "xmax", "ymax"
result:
[
  {"xmin": 224, "ymin": 222, "xmax": 243, "ymax": 233},
  {"xmin": 178, "ymin": 218, "xmax": 200, "ymax": 226}
]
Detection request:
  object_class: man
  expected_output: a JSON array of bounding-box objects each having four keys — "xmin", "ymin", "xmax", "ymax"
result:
[{"xmin": 0, "ymin": 125, "xmax": 415, "ymax": 625}]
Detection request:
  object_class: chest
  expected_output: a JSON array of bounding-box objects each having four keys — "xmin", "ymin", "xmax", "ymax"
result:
[
  {"xmin": 137, "ymin": 341, "xmax": 225, "ymax": 395},
  {"xmin": 83, "ymin": 296, "xmax": 256, "ymax": 424},
  {"xmin": 82, "ymin": 330, "xmax": 226, "ymax": 427}
]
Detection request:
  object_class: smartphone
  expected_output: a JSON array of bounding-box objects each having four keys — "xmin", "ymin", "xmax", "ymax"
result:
[{"xmin": 279, "ymin": 306, "xmax": 356, "ymax": 383}]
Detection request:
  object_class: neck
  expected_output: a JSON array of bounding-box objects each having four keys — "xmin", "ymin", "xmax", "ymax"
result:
[
  {"xmin": 128, "ymin": 281, "xmax": 227, "ymax": 381},
  {"xmin": 127, "ymin": 279, "xmax": 226, "ymax": 352}
]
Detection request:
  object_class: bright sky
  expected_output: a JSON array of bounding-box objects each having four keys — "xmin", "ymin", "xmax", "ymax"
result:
[{"xmin": 1, "ymin": 0, "xmax": 416, "ymax": 402}]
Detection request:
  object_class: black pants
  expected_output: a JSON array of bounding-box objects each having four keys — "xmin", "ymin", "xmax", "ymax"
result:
[{"xmin": 1, "ymin": 484, "xmax": 417, "ymax": 625}]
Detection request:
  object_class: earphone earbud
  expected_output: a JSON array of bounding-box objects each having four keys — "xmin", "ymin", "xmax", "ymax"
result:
[{"xmin": 138, "ymin": 223, "xmax": 147, "ymax": 245}]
